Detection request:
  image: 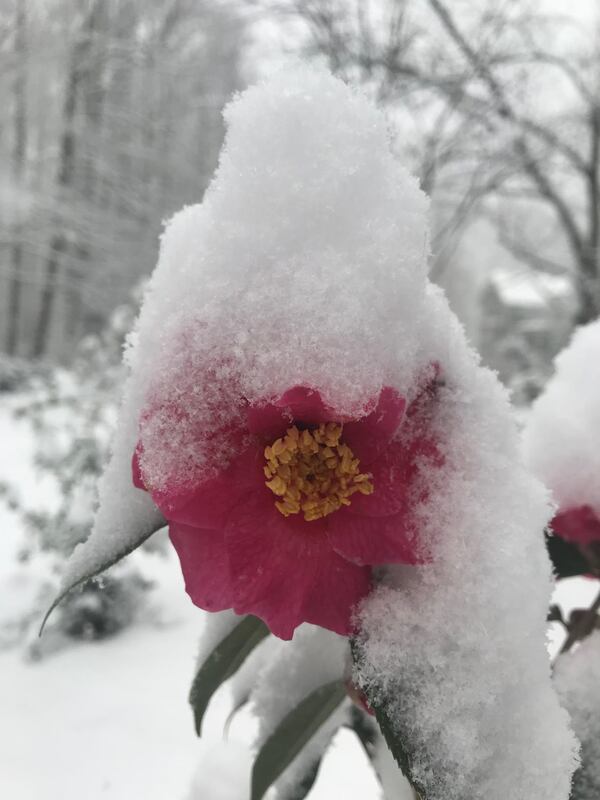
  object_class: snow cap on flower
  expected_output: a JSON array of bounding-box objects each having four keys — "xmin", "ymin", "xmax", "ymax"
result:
[
  {"xmin": 121, "ymin": 65, "xmax": 440, "ymax": 639},
  {"xmin": 523, "ymin": 319, "xmax": 600, "ymax": 538},
  {"xmin": 134, "ymin": 64, "xmax": 431, "ymax": 497},
  {"xmin": 66, "ymin": 62, "xmax": 431, "ymax": 586}
]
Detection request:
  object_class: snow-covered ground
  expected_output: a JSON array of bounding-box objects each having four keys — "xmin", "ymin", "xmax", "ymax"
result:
[{"xmin": 0, "ymin": 397, "xmax": 380, "ymax": 800}]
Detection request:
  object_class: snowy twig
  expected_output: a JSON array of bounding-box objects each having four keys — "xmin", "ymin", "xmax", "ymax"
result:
[{"xmin": 559, "ymin": 587, "xmax": 600, "ymax": 656}]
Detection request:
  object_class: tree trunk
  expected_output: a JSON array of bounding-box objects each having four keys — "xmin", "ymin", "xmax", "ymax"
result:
[
  {"xmin": 575, "ymin": 252, "xmax": 600, "ymax": 325},
  {"xmin": 66, "ymin": 2, "xmax": 108, "ymax": 343},
  {"xmin": 32, "ymin": 0, "xmax": 103, "ymax": 359},
  {"xmin": 6, "ymin": 1, "xmax": 27, "ymax": 356}
]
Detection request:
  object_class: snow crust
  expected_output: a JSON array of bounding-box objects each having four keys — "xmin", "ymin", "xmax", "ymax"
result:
[
  {"xmin": 64, "ymin": 63, "xmax": 576, "ymax": 797},
  {"xmin": 523, "ymin": 319, "xmax": 600, "ymax": 515},
  {"xmin": 554, "ymin": 632, "xmax": 600, "ymax": 799}
]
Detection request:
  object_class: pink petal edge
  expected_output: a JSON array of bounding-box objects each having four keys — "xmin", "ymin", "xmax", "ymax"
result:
[
  {"xmin": 342, "ymin": 386, "xmax": 406, "ymax": 465},
  {"xmin": 148, "ymin": 445, "xmax": 264, "ymax": 530},
  {"xmin": 552, "ymin": 505, "xmax": 600, "ymax": 546},
  {"xmin": 275, "ymin": 385, "xmax": 343, "ymax": 426},
  {"xmin": 132, "ymin": 447, "xmax": 146, "ymax": 490},
  {"xmin": 169, "ymin": 523, "xmax": 235, "ymax": 612}
]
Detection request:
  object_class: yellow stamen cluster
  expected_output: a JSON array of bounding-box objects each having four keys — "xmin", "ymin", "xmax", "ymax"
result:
[{"xmin": 264, "ymin": 423, "xmax": 374, "ymax": 522}]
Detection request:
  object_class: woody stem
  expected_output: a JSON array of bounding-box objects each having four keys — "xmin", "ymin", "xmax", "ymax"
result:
[{"xmin": 559, "ymin": 586, "xmax": 600, "ymax": 655}]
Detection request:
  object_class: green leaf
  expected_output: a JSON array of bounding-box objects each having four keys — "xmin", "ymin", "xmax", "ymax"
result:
[
  {"xmin": 545, "ymin": 531, "xmax": 589, "ymax": 578},
  {"xmin": 189, "ymin": 615, "xmax": 269, "ymax": 736},
  {"xmin": 39, "ymin": 515, "xmax": 166, "ymax": 636},
  {"xmin": 371, "ymin": 701, "xmax": 426, "ymax": 800},
  {"xmin": 251, "ymin": 680, "xmax": 346, "ymax": 800}
]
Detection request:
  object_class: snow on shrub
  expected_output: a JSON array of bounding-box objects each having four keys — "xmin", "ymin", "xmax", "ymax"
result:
[
  {"xmin": 54, "ymin": 64, "xmax": 576, "ymax": 798},
  {"xmin": 523, "ymin": 319, "xmax": 600, "ymax": 548},
  {"xmin": 2, "ymin": 295, "xmax": 156, "ymax": 654}
]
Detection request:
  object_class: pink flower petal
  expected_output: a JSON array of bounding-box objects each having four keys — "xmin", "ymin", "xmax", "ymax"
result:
[
  {"xmin": 169, "ymin": 523, "xmax": 235, "ymax": 612},
  {"xmin": 224, "ymin": 492, "xmax": 368, "ymax": 639},
  {"xmin": 152, "ymin": 446, "xmax": 264, "ymax": 529},
  {"xmin": 132, "ymin": 446, "xmax": 146, "ymax": 490},
  {"xmin": 552, "ymin": 505, "xmax": 600, "ymax": 546},
  {"xmin": 342, "ymin": 387, "xmax": 406, "ymax": 465},
  {"xmin": 350, "ymin": 434, "xmax": 442, "ymax": 518},
  {"xmin": 327, "ymin": 507, "xmax": 426, "ymax": 566},
  {"xmin": 246, "ymin": 385, "xmax": 343, "ymax": 439},
  {"xmin": 246, "ymin": 402, "xmax": 292, "ymax": 440},
  {"xmin": 301, "ymin": 552, "xmax": 372, "ymax": 635}
]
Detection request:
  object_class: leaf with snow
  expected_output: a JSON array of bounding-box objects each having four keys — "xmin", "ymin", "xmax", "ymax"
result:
[
  {"xmin": 189, "ymin": 614, "xmax": 269, "ymax": 736},
  {"xmin": 350, "ymin": 638, "xmax": 425, "ymax": 798},
  {"xmin": 251, "ymin": 680, "xmax": 346, "ymax": 800},
  {"xmin": 40, "ymin": 507, "xmax": 164, "ymax": 634}
]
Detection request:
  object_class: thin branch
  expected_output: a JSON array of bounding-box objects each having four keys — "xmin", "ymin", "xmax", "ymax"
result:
[
  {"xmin": 492, "ymin": 215, "xmax": 570, "ymax": 276},
  {"xmin": 558, "ymin": 587, "xmax": 600, "ymax": 656},
  {"xmin": 427, "ymin": 0, "xmax": 586, "ymax": 264}
]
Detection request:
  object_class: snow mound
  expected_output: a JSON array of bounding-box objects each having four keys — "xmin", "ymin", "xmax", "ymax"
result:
[
  {"xmin": 354, "ymin": 287, "xmax": 577, "ymax": 800},
  {"xmin": 523, "ymin": 319, "xmax": 600, "ymax": 515},
  {"xmin": 62, "ymin": 62, "xmax": 576, "ymax": 799},
  {"xmin": 555, "ymin": 632, "xmax": 600, "ymax": 799}
]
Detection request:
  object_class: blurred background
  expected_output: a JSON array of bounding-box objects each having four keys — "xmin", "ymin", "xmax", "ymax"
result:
[{"xmin": 0, "ymin": 1, "xmax": 598, "ymax": 798}]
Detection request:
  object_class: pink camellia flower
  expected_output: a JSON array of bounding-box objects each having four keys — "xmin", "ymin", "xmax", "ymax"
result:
[
  {"xmin": 133, "ymin": 382, "xmax": 442, "ymax": 640},
  {"xmin": 551, "ymin": 505, "xmax": 600, "ymax": 547}
]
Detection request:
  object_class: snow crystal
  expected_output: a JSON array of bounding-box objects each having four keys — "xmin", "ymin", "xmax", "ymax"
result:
[
  {"xmin": 555, "ymin": 632, "xmax": 600, "ymax": 799},
  {"xmin": 523, "ymin": 319, "xmax": 600, "ymax": 515},
  {"xmin": 62, "ymin": 62, "xmax": 576, "ymax": 798}
]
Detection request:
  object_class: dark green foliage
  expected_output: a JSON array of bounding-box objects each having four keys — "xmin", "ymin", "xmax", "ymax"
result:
[
  {"xmin": 545, "ymin": 531, "xmax": 590, "ymax": 578},
  {"xmin": 250, "ymin": 680, "xmax": 346, "ymax": 800},
  {"xmin": 189, "ymin": 615, "xmax": 270, "ymax": 736}
]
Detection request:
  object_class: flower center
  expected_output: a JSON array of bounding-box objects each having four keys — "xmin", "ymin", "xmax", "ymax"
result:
[{"xmin": 264, "ymin": 423, "xmax": 374, "ymax": 522}]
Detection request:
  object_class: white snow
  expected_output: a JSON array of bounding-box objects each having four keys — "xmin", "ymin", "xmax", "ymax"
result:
[
  {"xmin": 354, "ymin": 286, "xmax": 578, "ymax": 800},
  {"xmin": 523, "ymin": 318, "xmax": 600, "ymax": 515},
  {"xmin": 59, "ymin": 62, "xmax": 577, "ymax": 799},
  {"xmin": 555, "ymin": 631, "xmax": 600, "ymax": 799},
  {"xmin": 0, "ymin": 556, "xmax": 202, "ymax": 800}
]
